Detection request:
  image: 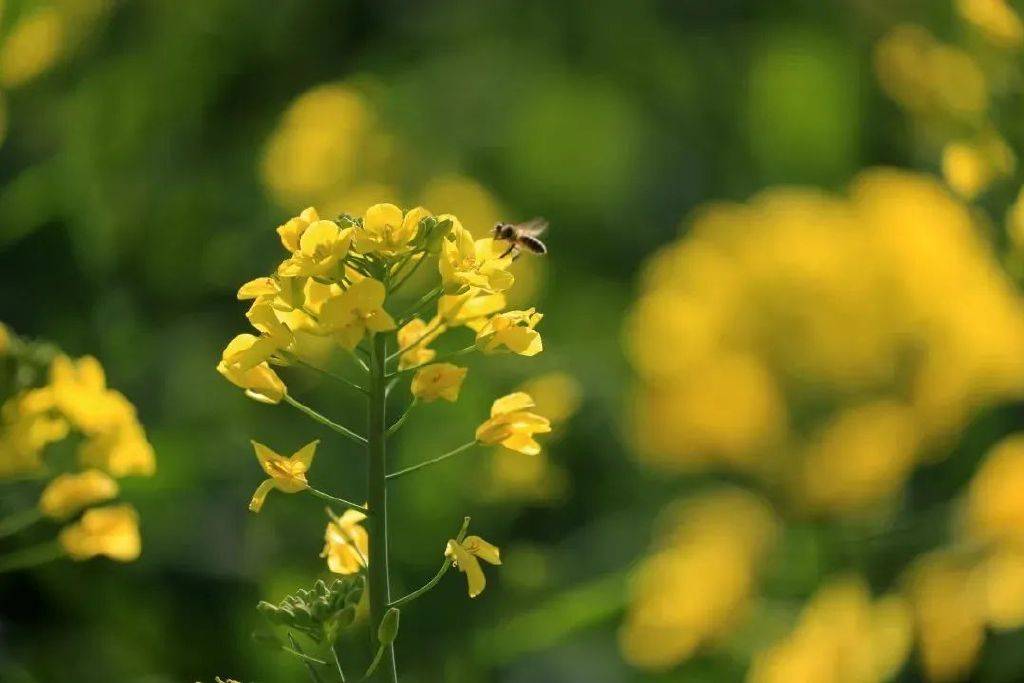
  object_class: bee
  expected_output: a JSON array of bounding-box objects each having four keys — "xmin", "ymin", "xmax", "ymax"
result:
[{"xmin": 492, "ymin": 218, "xmax": 549, "ymax": 259}]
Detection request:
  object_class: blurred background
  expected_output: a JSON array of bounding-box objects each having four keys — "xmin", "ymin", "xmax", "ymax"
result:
[{"xmin": 3, "ymin": 0, "xmax": 1024, "ymax": 681}]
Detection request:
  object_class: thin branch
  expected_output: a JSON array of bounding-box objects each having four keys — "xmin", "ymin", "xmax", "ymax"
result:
[
  {"xmin": 386, "ymin": 441, "xmax": 478, "ymax": 480},
  {"xmin": 385, "ymin": 399, "xmax": 417, "ymax": 438},
  {"xmin": 396, "ymin": 286, "xmax": 443, "ymax": 327},
  {"xmin": 308, "ymin": 488, "xmax": 368, "ymax": 514},
  {"xmin": 389, "ymin": 517, "xmax": 470, "ymax": 608},
  {"xmin": 0, "ymin": 508, "xmax": 42, "ymax": 539},
  {"xmin": 284, "ymin": 395, "xmax": 367, "ymax": 445},
  {"xmin": 331, "ymin": 644, "xmax": 347, "ymax": 682},
  {"xmin": 389, "ymin": 253, "xmax": 428, "ymax": 295},
  {"xmin": 288, "ymin": 634, "xmax": 326, "ymax": 683},
  {"xmin": 386, "ymin": 319, "xmax": 444, "ymax": 363},
  {"xmin": 0, "ymin": 541, "xmax": 63, "ymax": 574}
]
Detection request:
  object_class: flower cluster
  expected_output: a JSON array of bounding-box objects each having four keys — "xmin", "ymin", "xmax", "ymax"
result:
[
  {"xmin": 222, "ymin": 203, "xmax": 552, "ymax": 681},
  {"xmin": 0, "ymin": 326, "xmax": 153, "ymax": 567}
]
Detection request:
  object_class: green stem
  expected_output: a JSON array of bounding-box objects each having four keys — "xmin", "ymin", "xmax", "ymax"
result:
[
  {"xmin": 0, "ymin": 541, "xmax": 64, "ymax": 574},
  {"xmin": 288, "ymin": 634, "xmax": 326, "ymax": 683},
  {"xmin": 366, "ymin": 333, "xmax": 399, "ymax": 682},
  {"xmin": 386, "ymin": 319, "xmax": 444, "ymax": 364},
  {"xmin": 284, "ymin": 395, "xmax": 367, "ymax": 446},
  {"xmin": 0, "ymin": 508, "xmax": 42, "ymax": 539},
  {"xmin": 307, "ymin": 488, "xmax": 368, "ymax": 514},
  {"xmin": 390, "ymin": 253, "xmax": 428, "ymax": 295},
  {"xmin": 390, "ymin": 517, "xmax": 471, "ymax": 608},
  {"xmin": 386, "ymin": 441, "xmax": 478, "ymax": 481},
  {"xmin": 385, "ymin": 399, "xmax": 417, "ymax": 438},
  {"xmin": 331, "ymin": 643, "xmax": 347, "ymax": 682},
  {"xmin": 396, "ymin": 286, "xmax": 443, "ymax": 327}
]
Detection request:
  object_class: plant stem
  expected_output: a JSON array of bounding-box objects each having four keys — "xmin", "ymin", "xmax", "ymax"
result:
[
  {"xmin": 385, "ymin": 399, "xmax": 417, "ymax": 438},
  {"xmin": 0, "ymin": 541, "xmax": 63, "ymax": 574},
  {"xmin": 386, "ymin": 441, "xmax": 478, "ymax": 480},
  {"xmin": 366, "ymin": 333, "xmax": 398, "ymax": 683},
  {"xmin": 284, "ymin": 395, "xmax": 367, "ymax": 446},
  {"xmin": 288, "ymin": 634, "xmax": 326, "ymax": 683},
  {"xmin": 386, "ymin": 346, "xmax": 475, "ymax": 379},
  {"xmin": 396, "ymin": 286, "xmax": 443, "ymax": 327},
  {"xmin": 389, "ymin": 517, "xmax": 471, "ymax": 608},
  {"xmin": 331, "ymin": 643, "xmax": 347, "ymax": 682},
  {"xmin": 0, "ymin": 508, "xmax": 42, "ymax": 539},
  {"xmin": 307, "ymin": 488, "xmax": 368, "ymax": 514}
]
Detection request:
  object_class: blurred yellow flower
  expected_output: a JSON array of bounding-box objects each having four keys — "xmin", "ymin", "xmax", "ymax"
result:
[
  {"xmin": 0, "ymin": 321, "xmax": 8, "ymax": 355},
  {"xmin": 396, "ymin": 317, "xmax": 444, "ymax": 370},
  {"xmin": 942, "ymin": 133, "xmax": 1015, "ymax": 200},
  {"xmin": 874, "ymin": 25, "xmax": 988, "ymax": 119},
  {"xmin": 0, "ymin": 7, "xmax": 64, "ymax": 89},
  {"xmin": 59, "ymin": 503, "xmax": 141, "ymax": 562},
  {"xmin": 976, "ymin": 544, "xmax": 1024, "ymax": 631},
  {"xmin": 620, "ymin": 489, "xmax": 778, "ymax": 670},
  {"xmin": 965, "ymin": 433, "xmax": 1024, "ymax": 544},
  {"xmin": 957, "ymin": 0, "xmax": 1024, "ymax": 48},
  {"xmin": 353, "ymin": 203, "xmax": 430, "ymax": 256},
  {"xmin": 39, "ymin": 469, "xmax": 118, "ymax": 520},
  {"xmin": 747, "ymin": 578, "xmax": 911, "ymax": 683},
  {"xmin": 0, "ymin": 394, "xmax": 68, "ymax": 478},
  {"xmin": 322, "ymin": 509, "xmax": 369, "ymax": 575},
  {"xmin": 77, "ymin": 420, "xmax": 156, "ymax": 477},
  {"xmin": 905, "ymin": 552, "xmax": 985, "ymax": 683},
  {"xmin": 516, "ymin": 373, "xmax": 582, "ymax": 426},
  {"xmin": 439, "ymin": 220, "xmax": 515, "ymax": 293},
  {"xmin": 445, "ymin": 535, "xmax": 501, "ymax": 598},
  {"xmin": 248, "ymin": 440, "xmax": 318, "ymax": 512},
  {"xmin": 317, "ymin": 278, "xmax": 396, "ymax": 349},
  {"xmin": 475, "ymin": 392, "xmax": 551, "ymax": 455},
  {"xmin": 277, "ymin": 219, "xmax": 352, "ymax": 278},
  {"xmin": 419, "ymin": 174, "xmax": 502, "ymax": 232},
  {"xmin": 216, "ymin": 334, "xmax": 287, "ymax": 404},
  {"xmin": 411, "ymin": 363, "xmax": 467, "ymax": 403},
  {"xmin": 475, "ymin": 308, "xmax": 543, "ymax": 356}
]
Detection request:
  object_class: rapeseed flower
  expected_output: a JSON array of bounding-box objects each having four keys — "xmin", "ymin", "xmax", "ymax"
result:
[
  {"xmin": 445, "ymin": 535, "xmax": 501, "ymax": 598},
  {"xmin": 475, "ymin": 393, "xmax": 550, "ymax": 455},
  {"xmin": 248, "ymin": 440, "xmax": 319, "ymax": 512}
]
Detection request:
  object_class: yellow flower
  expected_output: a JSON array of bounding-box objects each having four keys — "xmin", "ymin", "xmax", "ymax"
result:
[
  {"xmin": 942, "ymin": 134, "xmax": 1015, "ymax": 200},
  {"xmin": 277, "ymin": 219, "xmax": 353, "ymax": 277},
  {"xmin": 78, "ymin": 421, "xmax": 156, "ymax": 477},
  {"xmin": 353, "ymin": 203, "xmax": 431, "ymax": 256},
  {"xmin": 217, "ymin": 334, "xmax": 287, "ymax": 404},
  {"xmin": 0, "ymin": 7, "xmax": 64, "ymax": 89},
  {"xmin": 445, "ymin": 535, "xmax": 501, "ymax": 598},
  {"xmin": 317, "ymin": 278, "xmax": 396, "ymax": 349},
  {"xmin": 517, "ymin": 372, "xmax": 582, "ymax": 426},
  {"xmin": 276, "ymin": 207, "xmax": 321, "ymax": 252},
  {"xmin": 321, "ymin": 509, "xmax": 369, "ymax": 574},
  {"xmin": 411, "ymin": 363, "xmax": 468, "ymax": 403},
  {"xmin": 31, "ymin": 355, "xmax": 135, "ymax": 435},
  {"xmin": 620, "ymin": 489, "xmax": 778, "ymax": 670},
  {"xmin": 475, "ymin": 309, "xmax": 543, "ymax": 356},
  {"xmin": 438, "ymin": 288, "xmax": 506, "ymax": 329},
  {"xmin": 965, "ymin": 433, "xmax": 1024, "ymax": 544},
  {"xmin": 59, "ymin": 503, "xmax": 141, "ymax": 562},
  {"xmin": 248, "ymin": 440, "xmax": 318, "ymax": 512},
  {"xmin": 0, "ymin": 394, "xmax": 69, "ymax": 478},
  {"xmin": 475, "ymin": 392, "xmax": 551, "ymax": 455},
  {"xmin": 439, "ymin": 219, "xmax": 515, "ymax": 293},
  {"xmin": 397, "ymin": 317, "xmax": 445, "ymax": 370},
  {"xmin": 39, "ymin": 469, "xmax": 119, "ymax": 520},
  {"xmin": 957, "ymin": 0, "xmax": 1024, "ymax": 48}
]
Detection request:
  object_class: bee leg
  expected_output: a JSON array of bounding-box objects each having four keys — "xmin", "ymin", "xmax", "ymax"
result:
[{"xmin": 499, "ymin": 244, "xmax": 517, "ymax": 259}]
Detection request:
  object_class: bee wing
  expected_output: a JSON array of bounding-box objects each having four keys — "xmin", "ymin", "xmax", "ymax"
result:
[{"xmin": 515, "ymin": 217, "xmax": 549, "ymax": 237}]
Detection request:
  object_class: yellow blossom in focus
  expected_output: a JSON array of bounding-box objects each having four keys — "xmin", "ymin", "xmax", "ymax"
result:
[
  {"xmin": 396, "ymin": 317, "xmax": 445, "ymax": 370},
  {"xmin": 475, "ymin": 309, "xmax": 543, "ymax": 356},
  {"xmin": 957, "ymin": 0, "xmax": 1024, "ymax": 48},
  {"xmin": 277, "ymin": 219, "xmax": 352, "ymax": 278},
  {"xmin": 59, "ymin": 503, "xmax": 141, "ymax": 562},
  {"xmin": 0, "ymin": 7, "xmax": 64, "ymax": 89},
  {"xmin": 747, "ymin": 578, "xmax": 911, "ymax": 683},
  {"xmin": 353, "ymin": 203, "xmax": 431, "ymax": 256},
  {"xmin": 905, "ymin": 552, "xmax": 985, "ymax": 683},
  {"xmin": 322, "ymin": 509, "xmax": 369, "ymax": 575},
  {"xmin": 620, "ymin": 489, "xmax": 778, "ymax": 670},
  {"xmin": 317, "ymin": 278, "xmax": 396, "ymax": 349},
  {"xmin": 475, "ymin": 392, "xmax": 551, "ymax": 455},
  {"xmin": 411, "ymin": 363, "xmax": 467, "ymax": 403},
  {"xmin": 39, "ymin": 469, "xmax": 118, "ymax": 520},
  {"xmin": 439, "ymin": 219, "xmax": 515, "ymax": 293},
  {"xmin": 965, "ymin": 434, "xmax": 1024, "ymax": 544},
  {"xmin": 248, "ymin": 440, "xmax": 318, "ymax": 512},
  {"xmin": 217, "ymin": 334, "xmax": 287, "ymax": 404},
  {"xmin": 942, "ymin": 133, "xmax": 1015, "ymax": 200},
  {"xmin": 445, "ymin": 535, "xmax": 501, "ymax": 598},
  {"xmin": 276, "ymin": 207, "xmax": 320, "ymax": 252}
]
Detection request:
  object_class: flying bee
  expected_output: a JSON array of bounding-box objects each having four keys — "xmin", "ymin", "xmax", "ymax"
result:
[{"xmin": 492, "ymin": 217, "xmax": 549, "ymax": 259}]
